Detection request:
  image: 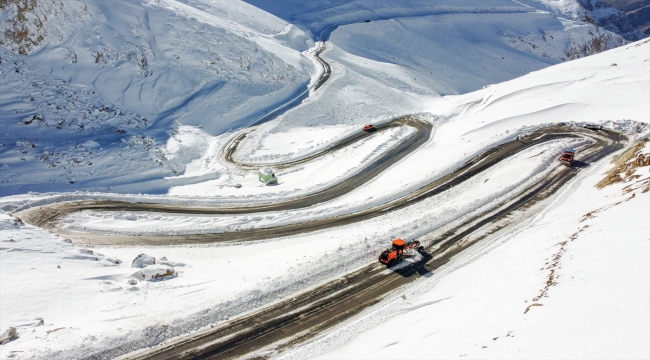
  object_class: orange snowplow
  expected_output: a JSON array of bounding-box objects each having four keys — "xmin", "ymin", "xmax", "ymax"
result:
[
  {"xmin": 363, "ymin": 124, "xmax": 376, "ymax": 132},
  {"xmin": 559, "ymin": 148, "xmax": 576, "ymax": 167},
  {"xmin": 378, "ymin": 238, "xmax": 423, "ymax": 267}
]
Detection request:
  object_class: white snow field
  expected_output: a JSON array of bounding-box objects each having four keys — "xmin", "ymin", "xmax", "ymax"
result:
[{"xmin": 0, "ymin": 0, "xmax": 649, "ymax": 358}]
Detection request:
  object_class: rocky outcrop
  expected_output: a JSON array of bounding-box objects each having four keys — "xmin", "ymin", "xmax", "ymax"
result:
[
  {"xmin": 502, "ymin": 24, "xmax": 626, "ymax": 62},
  {"xmin": 0, "ymin": 0, "xmax": 92, "ymax": 55}
]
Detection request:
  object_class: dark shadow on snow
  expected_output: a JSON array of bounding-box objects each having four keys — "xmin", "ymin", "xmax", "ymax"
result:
[{"xmin": 391, "ymin": 249, "xmax": 435, "ymax": 278}]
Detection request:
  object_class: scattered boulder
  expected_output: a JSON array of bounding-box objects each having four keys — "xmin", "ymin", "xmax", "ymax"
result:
[
  {"xmin": 133, "ymin": 264, "xmax": 177, "ymax": 281},
  {"xmin": 131, "ymin": 254, "xmax": 155, "ymax": 268},
  {"xmin": 0, "ymin": 327, "xmax": 17, "ymax": 345}
]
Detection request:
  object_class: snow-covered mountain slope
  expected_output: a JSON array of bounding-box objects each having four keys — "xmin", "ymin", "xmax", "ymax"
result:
[
  {"xmin": 0, "ymin": 0, "xmax": 645, "ymax": 356},
  {"xmin": 0, "ymin": 0, "xmax": 630, "ymax": 196},
  {"xmin": 577, "ymin": 0, "xmax": 647, "ymax": 40},
  {"xmin": 0, "ymin": 0, "xmax": 315, "ymax": 195},
  {"xmin": 0, "ymin": 33, "xmax": 647, "ymax": 360},
  {"xmin": 0, "ymin": 0, "xmax": 313, "ymax": 133}
]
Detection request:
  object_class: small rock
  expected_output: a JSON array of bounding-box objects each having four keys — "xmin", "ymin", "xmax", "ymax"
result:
[
  {"xmin": 0, "ymin": 327, "xmax": 17, "ymax": 345},
  {"xmin": 132, "ymin": 254, "xmax": 156, "ymax": 268}
]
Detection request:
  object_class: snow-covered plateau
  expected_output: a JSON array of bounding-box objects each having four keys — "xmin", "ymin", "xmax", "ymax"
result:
[{"xmin": 0, "ymin": 0, "xmax": 648, "ymax": 359}]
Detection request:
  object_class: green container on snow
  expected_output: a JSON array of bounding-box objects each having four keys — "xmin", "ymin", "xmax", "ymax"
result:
[{"xmin": 258, "ymin": 167, "xmax": 277, "ymax": 184}]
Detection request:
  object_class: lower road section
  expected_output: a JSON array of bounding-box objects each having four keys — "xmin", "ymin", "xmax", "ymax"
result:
[
  {"xmin": 121, "ymin": 128, "xmax": 625, "ymax": 360},
  {"xmin": 17, "ymin": 125, "xmax": 624, "ymax": 359}
]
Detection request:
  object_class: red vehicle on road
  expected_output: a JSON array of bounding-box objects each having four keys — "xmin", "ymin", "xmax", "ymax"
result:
[
  {"xmin": 363, "ymin": 124, "xmax": 376, "ymax": 132},
  {"xmin": 559, "ymin": 148, "xmax": 576, "ymax": 166}
]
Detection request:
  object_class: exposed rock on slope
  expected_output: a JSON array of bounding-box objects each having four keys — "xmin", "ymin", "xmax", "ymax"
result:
[
  {"xmin": 603, "ymin": 0, "xmax": 650, "ymax": 36},
  {"xmin": 0, "ymin": 0, "xmax": 93, "ymax": 55},
  {"xmin": 578, "ymin": 0, "xmax": 646, "ymax": 40}
]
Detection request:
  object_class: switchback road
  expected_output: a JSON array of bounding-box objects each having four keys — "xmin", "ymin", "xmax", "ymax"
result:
[{"xmin": 112, "ymin": 127, "xmax": 626, "ymax": 360}]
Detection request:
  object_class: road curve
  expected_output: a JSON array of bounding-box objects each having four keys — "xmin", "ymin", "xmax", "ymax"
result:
[
  {"xmin": 312, "ymin": 42, "xmax": 332, "ymax": 92},
  {"xmin": 223, "ymin": 33, "xmax": 333, "ymax": 135},
  {"xmin": 220, "ymin": 116, "xmax": 428, "ymax": 171},
  {"xmin": 18, "ymin": 127, "xmax": 624, "ymax": 249},
  {"xmin": 108, "ymin": 127, "xmax": 625, "ymax": 360},
  {"xmin": 17, "ymin": 116, "xmax": 431, "ymax": 242}
]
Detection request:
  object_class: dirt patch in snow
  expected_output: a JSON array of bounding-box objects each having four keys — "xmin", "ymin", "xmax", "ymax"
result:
[{"xmin": 597, "ymin": 139, "xmax": 650, "ymax": 189}]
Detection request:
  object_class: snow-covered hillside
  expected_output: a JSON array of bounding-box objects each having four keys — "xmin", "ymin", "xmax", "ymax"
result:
[
  {"xmin": 0, "ymin": 0, "xmax": 630, "ymax": 196},
  {"xmin": 273, "ymin": 39, "xmax": 649, "ymax": 359}
]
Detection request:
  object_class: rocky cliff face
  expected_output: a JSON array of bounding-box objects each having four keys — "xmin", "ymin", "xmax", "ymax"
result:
[
  {"xmin": 577, "ymin": 0, "xmax": 646, "ymax": 40},
  {"xmin": 502, "ymin": 23, "xmax": 626, "ymax": 61},
  {"xmin": 602, "ymin": 0, "xmax": 650, "ymax": 36}
]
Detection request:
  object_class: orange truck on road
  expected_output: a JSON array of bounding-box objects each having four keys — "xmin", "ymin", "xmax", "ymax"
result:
[{"xmin": 378, "ymin": 239, "xmax": 423, "ymax": 267}]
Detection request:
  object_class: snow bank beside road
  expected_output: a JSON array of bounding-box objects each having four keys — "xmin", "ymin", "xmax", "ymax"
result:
[
  {"xmin": 168, "ymin": 125, "xmax": 414, "ymax": 197},
  {"xmin": 233, "ymin": 124, "xmax": 359, "ymax": 164}
]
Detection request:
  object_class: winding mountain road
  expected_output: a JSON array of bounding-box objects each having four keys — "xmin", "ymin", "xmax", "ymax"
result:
[
  {"xmin": 10, "ymin": 34, "xmax": 630, "ymax": 360},
  {"xmin": 104, "ymin": 127, "xmax": 624, "ymax": 360}
]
